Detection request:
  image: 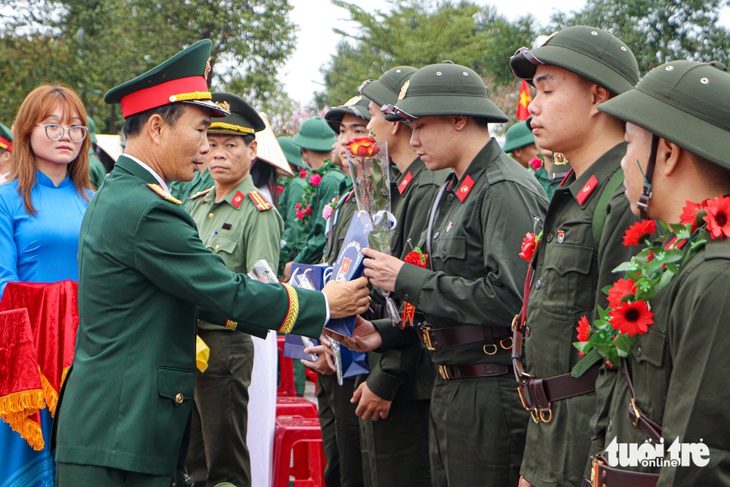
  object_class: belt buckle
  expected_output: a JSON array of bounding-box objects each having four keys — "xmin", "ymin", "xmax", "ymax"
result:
[
  {"xmin": 438, "ymin": 364, "xmax": 449, "ymax": 380},
  {"xmin": 517, "ymin": 385, "xmax": 540, "ymax": 424},
  {"xmin": 591, "ymin": 453, "xmax": 606, "ymax": 486},
  {"xmin": 420, "ymin": 324, "xmax": 436, "ymax": 351},
  {"xmin": 630, "ymin": 397, "xmax": 642, "ymax": 428}
]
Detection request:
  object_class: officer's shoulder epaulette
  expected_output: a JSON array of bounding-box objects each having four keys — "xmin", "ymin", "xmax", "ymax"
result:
[
  {"xmin": 188, "ymin": 186, "xmax": 214, "ymax": 201},
  {"xmin": 147, "ymin": 183, "xmax": 182, "ymax": 205},
  {"xmin": 247, "ymin": 190, "xmax": 273, "ymax": 212}
]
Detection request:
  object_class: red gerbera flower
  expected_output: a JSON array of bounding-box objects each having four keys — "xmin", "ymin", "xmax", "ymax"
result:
[
  {"xmin": 575, "ymin": 316, "xmax": 591, "ymax": 342},
  {"xmin": 680, "ymin": 200, "xmax": 705, "ymax": 232},
  {"xmin": 608, "ymin": 300, "xmax": 654, "ymax": 337},
  {"xmin": 622, "ymin": 220, "xmax": 656, "ymax": 247},
  {"xmin": 519, "ymin": 232, "xmax": 539, "ymax": 262},
  {"xmin": 607, "ymin": 278, "xmax": 637, "ymax": 309},
  {"xmin": 704, "ymin": 196, "xmax": 730, "ymax": 239}
]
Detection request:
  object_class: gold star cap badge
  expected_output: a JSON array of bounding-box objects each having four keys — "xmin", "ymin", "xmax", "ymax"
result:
[{"xmin": 398, "ymin": 79, "xmax": 410, "ymax": 102}]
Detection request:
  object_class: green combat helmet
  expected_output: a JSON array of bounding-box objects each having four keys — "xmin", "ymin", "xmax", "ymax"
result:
[
  {"xmin": 387, "ymin": 62, "xmax": 508, "ymax": 122},
  {"xmin": 359, "ymin": 66, "xmax": 417, "ymax": 107},
  {"xmin": 503, "ymin": 121, "xmax": 535, "ymax": 153},
  {"xmin": 291, "ymin": 117, "xmax": 337, "ymax": 152},
  {"xmin": 324, "ymin": 95, "xmax": 371, "ymax": 132},
  {"xmin": 598, "ymin": 60, "xmax": 730, "ymax": 170},
  {"xmin": 510, "ymin": 26, "xmax": 639, "ymax": 95}
]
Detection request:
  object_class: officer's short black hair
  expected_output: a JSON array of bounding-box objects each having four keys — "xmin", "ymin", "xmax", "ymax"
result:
[{"xmin": 123, "ymin": 103, "xmax": 186, "ymax": 139}]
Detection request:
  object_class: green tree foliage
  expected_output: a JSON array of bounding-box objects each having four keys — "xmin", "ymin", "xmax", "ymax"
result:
[
  {"xmin": 550, "ymin": 0, "xmax": 730, "ymax": 74},
  {"xmin": 0, "ymin": 0, "xmax": 298, "ymax": 134},
  {"xmin": 315, "ymin": 0, "xmax": 536, "ymax": 124}
]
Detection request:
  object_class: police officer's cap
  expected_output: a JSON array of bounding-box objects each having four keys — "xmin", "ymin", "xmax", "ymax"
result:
[
  {"xmin": 359, "ymin": 66, "xmax": 417, "ymax": 108},
  {"xmin": 503, "ymin": 121, "xmax": 535, "ymax": 153},
  {"xmin": 105, "ymin": 39, "xmax": 228, "ymax": 119},
  {"xmin": 390, "ymin": 62, "xmax": 508, "ymax": 123},
  {"xmin": 278, "ymin": 136, "xmax": 305, "ymax": 168},
  {"xmin": 510, "ymin": 26, "xmax": 639, "ymax": 95},
  {"xmin": 207, "ymin": 92, "xmax": 265, "ymax": 137},
  {"xmin": 599, "ymin": 60, "xmax": 730, "ymax": 170},
  {"xmin": 0, "ymin": 123, "xmax": 13, "ymax": 152},
  {"xmin": 324, "ymin": 95, "xmax": 371, "ymax": 132},
  {"xmin": 291, "ymin": 117, "xmax": 337, "ymax": 152}
]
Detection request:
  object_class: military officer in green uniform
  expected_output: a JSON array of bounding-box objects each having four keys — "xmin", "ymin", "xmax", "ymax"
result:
[
  {"xmin": 53, "ymin": 39, "xmax": 370, "ymax": 487},
  {"xmin": 360, "ymin": 62, "xmax": 548, "ymax": 487},
  {"xmin": 345, "ymin": 66, "xmax": 448, "ymax": 487},
  {"xmin": 587, "ymin": 60, "xmax": 730, "ymax": 486},
  {"xmin": 282, "ymin": 117, "xmax": 342, "ymax": 279},
  {"xmin": 509, "ymin": 26, "xmax": 642, "ymax": 487},
  {"xmin": 185, "ymin": 92, "xmax": 280, "ymax": 486}
]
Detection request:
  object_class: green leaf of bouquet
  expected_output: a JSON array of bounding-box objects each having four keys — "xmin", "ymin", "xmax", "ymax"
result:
[
  {"xmin": 664, "ymin": 248, "xmax": 684, "ymax": 263},
  {"xmin": 571, "ymin": 349, "xmax": 602, "ymax": 378},
  {"xmin": 613, "ymin": 333, "xmax": 636, "ymax": 354},
  {"xmin": 613, "ymin": 262, "xmax": 632, "ymax": 273}
]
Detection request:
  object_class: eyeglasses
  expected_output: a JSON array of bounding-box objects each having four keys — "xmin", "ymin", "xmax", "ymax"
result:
[
  {"xmin": 35, "ymin": 123, "xmax": 88, "ymax": 142},
  {"xmin": 380, "ymin": 104, "xmax": 417, "ymax": 120},
  {"xmin": 513, "ymin": 47, "xmax": 541, "ymax": 66}
]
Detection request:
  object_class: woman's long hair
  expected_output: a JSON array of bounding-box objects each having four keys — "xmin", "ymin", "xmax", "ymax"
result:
[{"xmin": 10, "ymin": 84, "xmax": 92, "ymax": 215}]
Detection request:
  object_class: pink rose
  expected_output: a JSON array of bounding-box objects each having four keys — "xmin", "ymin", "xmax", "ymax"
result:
[
  {"xmin": 322, "ymin": 205, "xmax": 334, "ymax": 220},
  {"xmin": 309, "ymin": 174, "xmax": 322, "ymax": 186},
  {"xmin": 296, "ymin": 211, "xmax": 305, "ymax": 220},
  {"xmin": 529, "ymin": 157, "xmax": 543, "ymax": 171}
]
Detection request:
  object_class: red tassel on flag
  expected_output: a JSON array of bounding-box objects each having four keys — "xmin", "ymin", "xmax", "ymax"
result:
[{"xmin": 516, "ymin": 80, "xmax": 532, "ymax": 121}]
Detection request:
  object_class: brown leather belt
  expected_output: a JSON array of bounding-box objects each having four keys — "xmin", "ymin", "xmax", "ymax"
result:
[
  {"xmin": 418, "ymin": 323, "xmax": 512, "ymax": 353},
  {"xmin": 591, "ymin": 454, "xmax": 659, "ymax": 487},
  {"xmin": 437, "ymin": 363, "xmax": 511, "ymax": 380},
  {"xmin": 624, "ymin": 362, "xmax": 663, "ymax": 443}
]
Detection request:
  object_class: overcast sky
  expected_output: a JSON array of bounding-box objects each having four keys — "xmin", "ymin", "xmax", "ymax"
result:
[{"xmin": 280, "ymin": 0, "xmax": 730, "ymax": 105}]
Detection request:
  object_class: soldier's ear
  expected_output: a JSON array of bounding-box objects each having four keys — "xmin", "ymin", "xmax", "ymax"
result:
[
  {"xmin": 658, "ymin": 138, "xmax": 681, "ymax": 177},
  {"xmin": 146, "ymin": 113, "xmax": 165, "ymax": 146}
]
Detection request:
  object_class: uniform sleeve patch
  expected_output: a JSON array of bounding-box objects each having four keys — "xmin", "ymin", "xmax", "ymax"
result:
[{"xmin": 147, "ymin": 183, "xmax": 182, "ymax": 205}]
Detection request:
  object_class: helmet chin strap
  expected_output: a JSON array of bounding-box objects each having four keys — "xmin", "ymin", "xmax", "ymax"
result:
[{"xmin": 636, "ymin": 134, "xmax": 659, "ymax": 220}]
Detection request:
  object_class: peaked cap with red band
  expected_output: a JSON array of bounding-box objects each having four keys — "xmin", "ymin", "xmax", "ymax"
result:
[
  {"xmin": 104, "ymin": 39, "xmax": 229, "ymax": 119},
  {"xmin": 0, "ymin": 123, "xmax": 13, "ymax": 152}
]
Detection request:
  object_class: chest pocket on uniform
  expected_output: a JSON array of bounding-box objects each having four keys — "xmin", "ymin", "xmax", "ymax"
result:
[
  {"xmin": 539, "ymin": 244, "xmax": 595, "ymax": 318},
  {"xmin": 631, "ymin": 327, "xmax": 668, "ymax": 424},
  {"xmin": 432, "ymin": 236, "xmax": 466, "ymax": 270},
  {"xmin": 209, "ymin": 234, "xmax": 239, "ymax": 255}
]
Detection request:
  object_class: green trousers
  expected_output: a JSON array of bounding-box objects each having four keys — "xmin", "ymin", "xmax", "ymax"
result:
[{"xmin": 57, "ymin": 462, "xmax": 171, "ymax": 487}]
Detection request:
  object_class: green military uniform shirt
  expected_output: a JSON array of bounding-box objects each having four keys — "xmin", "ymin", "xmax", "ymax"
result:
[
  {"xmin": 169, "ymin": 168, "xmax": 214, "ymax": 210},
  {"xmin": 188, "ymin": 175, "xmax": 284, "ymax": 329},
  {"xmin": 520, "ymin": 143, "xmax": 641, "ymax": 487},
  {"xmin": 55, "ymin": 156, "xmax": 327, "ymax": 477},
  {"xmin": 279, "ymin": 174, "xmax": 309, "ymax": 274},
  {"xmin": 532, "ymin": 165, "xmax": 568, "ymax": 201},
  {"xmin": 295, "ymin": 162, "xmax": 347, "ymax": 264},
  {"xmin": 599, "ymin": 237, "xmax": 730, "ymax": 485},
  {"xmin": 88, "ymin": 149, "xmax": 106, "ymax": 191}
]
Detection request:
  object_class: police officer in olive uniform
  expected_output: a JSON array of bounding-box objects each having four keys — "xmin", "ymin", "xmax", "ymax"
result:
[
  {"xmin": 353, "ymin": 66, "xmax": 449, "ymax": 487},
  {"xmin": 53, "ymin": 40, "xmax": 370, "ymax": 487},
  {"xmin": 185, "ymin": 92, "xmax": 281, "ymax": 486},
  {"xmin": 361, "ymin": 62, "xmax": 548, "ymax": 487},
  {"xmin": 509, "ymin": 26, "xmax": 642, "ymax": 487},
  {"xmin": 589, "ymin": 61, "xmax": 730, "ymax": 486}
]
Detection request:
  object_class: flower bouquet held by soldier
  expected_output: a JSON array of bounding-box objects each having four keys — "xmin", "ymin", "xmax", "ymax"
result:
[
  {"xmin": 582, "ymin": 60, "xmax": 730, "ymax": 487},
  {"xmin": 341, "ymin": 61, "xmax": 548, "ymax": 487},
  {"xmin": 52, "ymin": 39, "xmax": 369, "ymax": 487}
]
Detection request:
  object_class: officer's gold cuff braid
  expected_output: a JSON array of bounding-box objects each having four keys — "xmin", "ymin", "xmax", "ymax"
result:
[
  {"xmin": 209, "ymin": 122, "xmax": 255, "ymax": 134},
  {"xmin": 278, "ymin": 284, "xmax": 299, "ymax": 334},
  {"xmin": 168, "ymin": 91, "xmax": 213, "ymax": 103}
]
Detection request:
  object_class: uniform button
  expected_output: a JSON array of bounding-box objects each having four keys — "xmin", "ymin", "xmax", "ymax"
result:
[
  {"xmin": 635, "ymin": 346, "xmax": 642, "ymax": 356},
  {"xmin": 175, "ymin": 393, "xmax": 184, "ymax": 404},
  {"xmin": 485, "ymin": 365, "xmax": 493, "ymax": 374},
  {"xmin": 433, "ymin": 231, "xmax": 440, "ymax": 240},
  {"xmin": 441, "ymin": 250, "xmax": 447, "ymax": 259},
  {"xmin": 534, "ymin": 279, "xmax": 542, "ymax": 290},
  {"xmin": 403, "ymin": 293, "xmax": 410, "ymax": 300},
  {"xmin": 446, "ymin": 193, "xmax": 454, "ymax": 202},
  {"xmin": 214, "ymin": 244, "xmax": 220, "ymax": 251},
  {"xmin": 208, "ymin": 213, "xmax": 214, "ymax": 219},
  {"xmin": 546, "ymin": 232, "xmax": 553, "ymax": 242}
]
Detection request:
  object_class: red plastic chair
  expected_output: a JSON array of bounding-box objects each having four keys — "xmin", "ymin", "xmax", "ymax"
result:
[
  {"xmin": 276, "ymin": 396, "xmax": 318, "ymax": 418},
  {"xmin": 277, "ymin": 336, "xmax": 296, "ymax": 396},
  {"xmin": 272, "ymin": 416, "xmax": 326, "ymax": 487}
]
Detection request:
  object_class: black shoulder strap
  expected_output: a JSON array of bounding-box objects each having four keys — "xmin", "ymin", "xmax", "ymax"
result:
[{"xmin": 592, "ymin": 169, "xmax": 624, "ymax": 249}]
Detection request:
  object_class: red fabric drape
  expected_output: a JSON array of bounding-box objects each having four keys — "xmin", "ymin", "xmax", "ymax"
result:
[
  {"xmin": 0, "ymin": 280, "xmax": 79, "ymax": 449},
  {"xmin": 516, "ymin": 80, "xmax": 532, "ymax": 121}
]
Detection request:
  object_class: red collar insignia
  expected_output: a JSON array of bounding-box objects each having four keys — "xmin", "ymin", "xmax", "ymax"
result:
[
  {"xmin": 576, "ymin": 174, "xmax": 598, "ymax": 206},
  {"xmin": 455, "ymin": 175, "xmax": 474, "ymax": 202},
  {"xmin": 231, "ymin": 190, "xmax": 246, "ymax": 209},
  {"xmin": 398, "ymin": 171, "xmax": 413, "ymax": 195}
]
